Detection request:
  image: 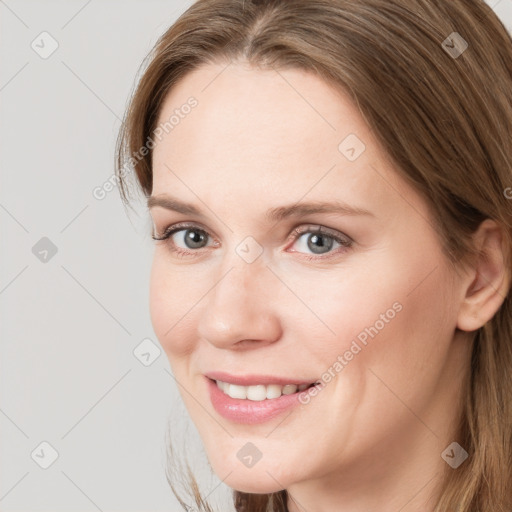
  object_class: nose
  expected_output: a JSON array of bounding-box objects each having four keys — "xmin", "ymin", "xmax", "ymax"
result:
[{"xmin": 197, "ymin": 257, "xmax": 283, "ymax": 350}]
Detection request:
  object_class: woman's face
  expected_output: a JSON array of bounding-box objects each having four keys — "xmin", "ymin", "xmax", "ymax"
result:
[{"xmin": 149, "ymin": 62, "xmax": 470, "ymax": 493}]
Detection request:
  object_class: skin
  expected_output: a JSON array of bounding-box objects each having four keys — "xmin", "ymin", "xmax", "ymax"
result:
[{"xmin": 148, "ymin": 61, "xmax": 509, "ymax": 512}]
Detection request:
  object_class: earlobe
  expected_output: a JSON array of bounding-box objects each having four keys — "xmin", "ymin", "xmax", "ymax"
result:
[{"xmin": 456, "ymin": 219, "xmax": 511, "ymax": 332}]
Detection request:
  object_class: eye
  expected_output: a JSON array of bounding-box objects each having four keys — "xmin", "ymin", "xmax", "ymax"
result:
[
  {"xmin": 151, "ymin": 222, "xmax": 353, "ymax": 260},
  {"xmin": 151, "ymin": 222, "xmax": 216, "ymax": 257},
  {"xmin": 287, "ymin": 225, "xmax": 353, "ymax": 260}
]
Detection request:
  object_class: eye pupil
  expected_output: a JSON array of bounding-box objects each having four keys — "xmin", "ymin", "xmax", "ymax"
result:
[
  {"xmin": 308, "ymin": 233, "xmax": 334, "ymax": 254},
  {"xmin": 185, "ymin": 229, "xmax": 207, "ymax": 249}
]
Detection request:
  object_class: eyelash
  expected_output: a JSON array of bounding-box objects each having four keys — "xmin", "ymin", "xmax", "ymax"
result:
[{"xmin": 151, "ymin": 222, "xmax": 353, "ymax": 261}]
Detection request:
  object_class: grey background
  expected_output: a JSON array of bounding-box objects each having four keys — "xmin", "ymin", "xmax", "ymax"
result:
[{"xmin": 1, "ymin": 1, "xmax": 511, "ymax": 511}]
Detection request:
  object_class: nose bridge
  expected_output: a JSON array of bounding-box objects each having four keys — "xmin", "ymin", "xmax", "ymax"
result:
[
  {"xmin": 197, "ymin": 252, "xmax": 281, "ymax": 347},
  {"xmin": 215, "ymin": 259, "xmax": 252, "ymax": 307},
  {"xmin": 216, "ymin": 237, "xmax": 270, "ymax": 302}
]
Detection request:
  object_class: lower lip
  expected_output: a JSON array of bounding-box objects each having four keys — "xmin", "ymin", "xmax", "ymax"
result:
[{"xmin": 207, "ymin": 377, "xmax": 314, "ymax": 424}]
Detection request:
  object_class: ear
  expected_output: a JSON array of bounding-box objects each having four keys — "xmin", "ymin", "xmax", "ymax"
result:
[{"xmin": 457, "ymin": 219, "xmax": 511, "ymax": 332}]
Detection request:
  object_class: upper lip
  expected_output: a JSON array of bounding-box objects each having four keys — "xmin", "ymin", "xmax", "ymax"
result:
[{"xmin": 205, "ymin": 371, "xmax": 318, "ymax": 386}]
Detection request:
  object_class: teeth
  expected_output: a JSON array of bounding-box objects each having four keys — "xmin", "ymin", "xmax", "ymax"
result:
[
  {"xmin": 247, "ymin": 385, "xmax": 266, "ymax": 401},
  {"xmin": 266, "ymin": 384, "xmax": 282, "ymax": 399},
  {"xmin": 228, "ymin": 384, "xmax": 247, "ymax": 399},
  {"xmin": 282, "ymin": 384, "xmax": 297, "ymax": 395},
  {"xmin": 216, "ymin": 380, "xmax": 312, "ymax": 401}
]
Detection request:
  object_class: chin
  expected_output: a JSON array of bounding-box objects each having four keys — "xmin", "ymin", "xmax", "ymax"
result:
[
  {"xmin": 223, "ymin": 473, "xmax": 288, "ymax": 494},
  {"xmin": 207, "ymin": 455, "xmax": 294, "ymax": 494}
]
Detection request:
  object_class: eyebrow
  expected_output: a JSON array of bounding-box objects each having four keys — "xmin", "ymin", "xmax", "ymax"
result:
[{"xmin": 147, "ymin": 194, "xmax": 375, "ymax": 222}]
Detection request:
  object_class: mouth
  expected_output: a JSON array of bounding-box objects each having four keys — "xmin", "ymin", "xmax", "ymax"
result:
[
  {"xmin": 208, "ymin": 377, "xmax": 320, "ymax": 401},
  {"xmin": 206, "ymin": 375, "xmax": 321, "ymax": 424}
]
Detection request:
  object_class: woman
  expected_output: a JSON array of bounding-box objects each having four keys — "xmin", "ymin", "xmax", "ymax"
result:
[{"xmin": 116, "ymin": 0, "xmax": 512, "ymax": 510}]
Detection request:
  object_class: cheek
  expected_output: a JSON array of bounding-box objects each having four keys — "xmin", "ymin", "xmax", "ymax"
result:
[
  {"xmin": 279, "ymin": 260, "xmax": 405, "ymax": 355},
  {"xmin": 325, "ymin": 253, "xmax": 457, "ymax": 408},
  {"xmin": 149, "ymin": 251, "xmax": 201, "ymax": 358},
  {"xmin": 282, "ymin": 246, "xmax": 456, "ymax": 380}
]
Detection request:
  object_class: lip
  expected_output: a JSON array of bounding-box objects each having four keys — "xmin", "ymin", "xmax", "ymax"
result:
[
  {"xmin": 205, "ymin": 371, "xmax": 317, "ymax": 386},
  {"xmin": 206, "ymin": 375, "xmax": 319, "ymax": 424}
]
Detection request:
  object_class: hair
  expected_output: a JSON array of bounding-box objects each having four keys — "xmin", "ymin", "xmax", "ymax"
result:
[{"xmin": 115, "ymin": 0, "xmax": 512, "ymax": 510}]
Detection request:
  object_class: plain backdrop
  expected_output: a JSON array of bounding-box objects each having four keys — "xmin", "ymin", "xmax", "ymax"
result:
[{"xmin": 1, "ymin": 1, "xmax": 511, "ymax": 511}]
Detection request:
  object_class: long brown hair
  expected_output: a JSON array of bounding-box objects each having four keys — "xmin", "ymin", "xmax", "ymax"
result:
[{"xmin": 116, "ymin": 1, "xmax": 512, "ymax": 510}]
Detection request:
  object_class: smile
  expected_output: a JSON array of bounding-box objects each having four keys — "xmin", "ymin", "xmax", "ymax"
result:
[{"xmin": 214, "ymin": 379, "xmax": 317, "ymax": 401}]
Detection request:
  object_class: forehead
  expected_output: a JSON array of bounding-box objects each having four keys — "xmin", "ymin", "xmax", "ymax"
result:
[
  {"xmin": 150, "ymin": 62, "xmax": 425, "ymax": 224},
  {"xmin": 153, "ymin": 62, "xmax": 367, "ymax": 170}
]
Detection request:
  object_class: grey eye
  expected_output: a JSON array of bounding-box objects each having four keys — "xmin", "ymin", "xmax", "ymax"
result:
[
  {"xmin": 305, "ymin": 233, "xmax": 335, "ymax": 254},
  {"xmin": 294, "ymin": 231, "xmax": 341, "ymax": 255},
  {"xmin": 178, "ymin": 229, "xmax": 209, "ymax": 249}
]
